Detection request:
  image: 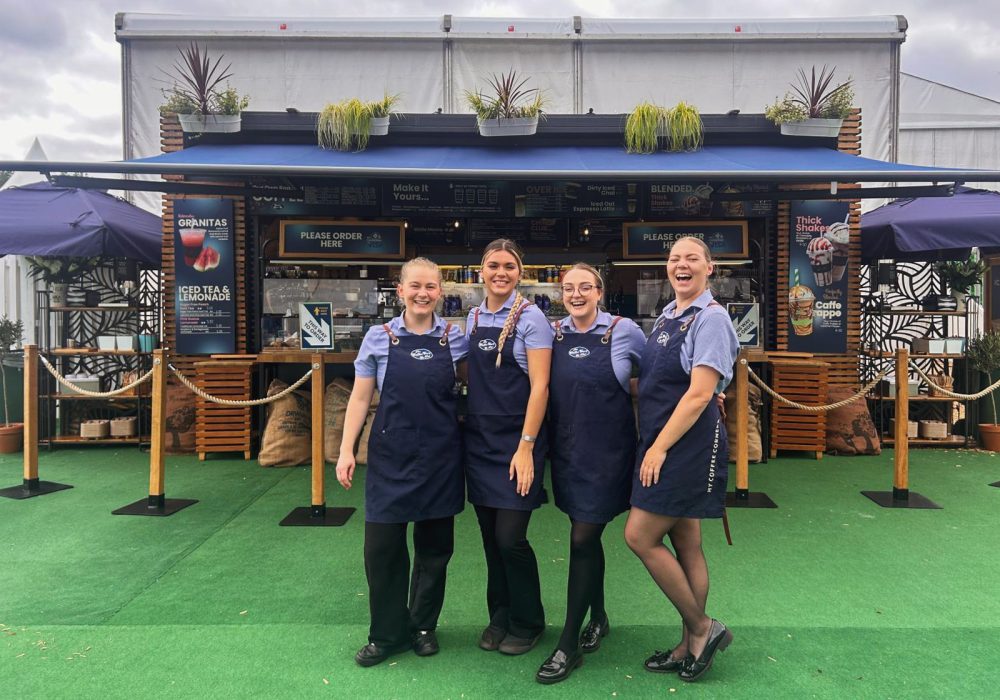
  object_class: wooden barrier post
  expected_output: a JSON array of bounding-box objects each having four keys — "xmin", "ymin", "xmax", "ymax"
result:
[
  {"xmin": 113, "ymin": 350, "xmax": 198, "ymax": 516},
  {"xmin": 0, "ymin": 344, "xmax": 73, "ymax": 499},
  {"xmin": 726, "ymin": 350, "xmax": 776, "ymax": 509},
  {"xmin": 279, "ymin": 356, "xmax": 355, "ymax": 527},
  {"xmin": 862, "ymin": 347, "xmax": 940, "ymax": 509}
]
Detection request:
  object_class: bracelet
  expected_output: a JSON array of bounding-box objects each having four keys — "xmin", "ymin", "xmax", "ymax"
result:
[{"xmin": 520, "ymin": 434, "xmax": 536, "ymax": 443}]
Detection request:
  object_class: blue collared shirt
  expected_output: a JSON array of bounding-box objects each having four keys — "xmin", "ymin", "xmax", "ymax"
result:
[
  {"xmin": 556, "ymin": 310, "xmax": 646, "ymax": 393},
  {"xmin": 355, "ymin": 312, "xmax": 469, "ymax": 393},
  {"xmin": 655, "ymin": 289, "xmax": 739, "ymax": 393},
  {"xmin": 465, "ymin": 291, "xmax": 554, "ymax": 373}
]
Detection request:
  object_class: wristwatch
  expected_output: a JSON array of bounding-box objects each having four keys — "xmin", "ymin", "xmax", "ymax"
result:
[{"xmin": 521, "ymin": 434, "xmax": 536, "ymax": 443}]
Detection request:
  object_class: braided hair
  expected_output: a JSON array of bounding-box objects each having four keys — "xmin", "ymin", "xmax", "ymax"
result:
[{"xmin": 481, "ymin": 238, "xmax": 527, "ymax": 369}]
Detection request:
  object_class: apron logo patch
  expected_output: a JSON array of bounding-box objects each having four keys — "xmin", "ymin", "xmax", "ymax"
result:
[
  {"xmin": 478, "ymin": 339, "xmax": 498, "ymax": 352},
  {"xmin": 410, "ymin": 348, "xmax": 434, "ymax": 361},
  {"xmin": 657, "ymin": 331, "xmax": 670, "ymax": 346},
  {"xmin": 568, "ymin": 346, "xmax": 591, "ymax": 359}
]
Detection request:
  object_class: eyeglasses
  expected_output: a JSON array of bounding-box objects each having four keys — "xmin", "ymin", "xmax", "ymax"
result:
[{"xmin": 561, "ymin": 283, "xmax": 600, "ymax": 295}]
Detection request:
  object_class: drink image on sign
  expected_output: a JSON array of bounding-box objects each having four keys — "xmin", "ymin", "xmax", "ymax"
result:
[
  {"xmin": 788, "ymin": 269, "xmax": 815, "ymax": 336},
  {"xmin": 180, "ymin": 228, "xmax": 206, "ymax": 266},
  {"xmin": 824, "ymin": 220, "xmax": 850, "ymax": 282}
]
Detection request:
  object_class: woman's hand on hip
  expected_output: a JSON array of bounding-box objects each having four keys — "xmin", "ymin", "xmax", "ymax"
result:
[
  {"xmin": 639, "ymin": 446, "xmax": 667, "ymax": 487},
  {"xmin": 335, "ymin": 454, "xmax": 356, "ymax": 490},
  {"xmin": 509, "ymin": 444, "xmax": 535, "ymax": 497}
]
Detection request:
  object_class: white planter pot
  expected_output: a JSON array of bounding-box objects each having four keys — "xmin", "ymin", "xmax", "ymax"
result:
[
  {"xmin": 368, "ymin": 116, "xmax": 389, "ymax": 136},
  {"xmin": 477, "ymin": 115, "xmax": 539, "ymax": 137},
  {"xmin": 49, "ymin": 283, "xmax": 68, "ymax": 307},
  {"xmin": 178, "ymin": 114, "xmax": 242, "ymax": 134},
  {"xmin": 780, "ymin": 118, "xmax": 844, "ymax": 138}
]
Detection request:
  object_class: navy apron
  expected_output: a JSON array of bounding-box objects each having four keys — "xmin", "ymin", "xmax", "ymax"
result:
[
  {"xmin": 365, "ymin": 325, "xmax": 464, "ymax": 524},
  {"xmin": 630, "ymin": 307, "xmax": 728, "ymax": 519},
  {"xmin": 465, "ymin": 306, "xmax": 548, "ymax": 510},
  {"xmin": 549, "ymin": 319, "xmax": 635, "ymax": 524}
]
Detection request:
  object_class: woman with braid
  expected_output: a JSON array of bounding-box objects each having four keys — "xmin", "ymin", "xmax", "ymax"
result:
[
  {"xmin": 534, "ymin": 263, "xmax": 645, "ymax": 684},
  {"xmin": 465, "ymin": 238, "xmax": 553, "ymax": 656}
]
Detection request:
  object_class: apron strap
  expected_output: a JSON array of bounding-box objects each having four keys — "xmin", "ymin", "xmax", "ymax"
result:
[
  {"xmin": 382, "ymin": 323, "xmax": 399, "ymax": 346},
  {"xmin": 439, "ymin": 322, "xmax": 452, "ymax": 347},
  {"xmin": 552, "ymin": 320, "xmax": 564, "ymax": 342},
  {"xmin": 470, "ymin": 307, "xmax": 480, "ymax": 335},
  {"xmin": 601, "ymin": 315, "xmax": 623, "ymax": 345}
]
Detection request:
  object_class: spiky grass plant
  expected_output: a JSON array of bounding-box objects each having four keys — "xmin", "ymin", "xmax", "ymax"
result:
[
  {"xmin": 765, "ymin": 65, "xmax": 854, "ymax": 124},
  {"xmin": 369, "ymin": 93, "xmax": 401, "ymax": 119},
  {"xmin": 317, "ymin": 94, "xmax": 400, "ymax": 151},
  {"xmin": 160, "ymin": 43, "xmax": 233, "ymax": 116},
  {"xmin": 664, "ymin": 101, "xmax": 703, "ymax": 152},
  {"xmin": 465, "ymin": 70, "xmax": 544, "ymax": 121},
  {"xmin": 625, "ymin": 102, "xmax": 666, "ymax": 154}
]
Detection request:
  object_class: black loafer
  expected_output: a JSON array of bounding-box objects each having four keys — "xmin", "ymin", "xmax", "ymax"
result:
[
  {"xmin": 644, "ymin": 649, "xmax": 691, "ymax": 674},
  {"xmin": 679, "ymin": 619, "xmax": 733, "ymax": 682},
  {"xmin": 412, "ymin": 630, "xmax": 439, "ymax": 657},
  {"xmin": 354, "ymin": 641, "xmax": 410, "ymax": 667},
  {"xmin": 580, "ymin": 617, "xmax": 610, "ymax": 653},
  {"xmin": 535, "ymin": 648, "xmax": 583, "ymax": 684},
  {"xmin": 498, "ymin": 631, "xmax": 543, "ymax": 655},
  {"xmin": 478, "ymin": 624, "xmax": 507, "ymax": 651}
]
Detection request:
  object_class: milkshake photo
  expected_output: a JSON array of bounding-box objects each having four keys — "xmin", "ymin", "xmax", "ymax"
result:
[
  {"xmin": 824, "ymin": 220, "xmax": 850, "ymax": 282},
  {"xmin": 806, "ymin": 236, "xmax": 834, "ymax": 287}
]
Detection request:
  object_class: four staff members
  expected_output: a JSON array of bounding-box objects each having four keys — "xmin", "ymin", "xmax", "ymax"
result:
[{"xmin": 337, "ymin": 236, "xmax": 739, "ymax": 683}]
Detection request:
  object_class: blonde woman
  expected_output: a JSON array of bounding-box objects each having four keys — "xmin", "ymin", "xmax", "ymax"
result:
[
  {"xmin": 336, "ymin": 257, "xmax": 468, "ymax": 667},
  {"xmin": 624, "ymin": 237, "xmax": 739, "ymax": 682},
  {"xmin": 535, "ymin": 263, "xmax": 646, "ymax": 684},
  {"xmin": 465, "ymin": 238, "xmax": 553, "ymax": 655}
]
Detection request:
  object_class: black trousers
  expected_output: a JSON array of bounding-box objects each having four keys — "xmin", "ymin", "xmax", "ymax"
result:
[
  {"xmin": 474, "ymin": 505, "xmax": 545, "ymax": 638},
  {"xmin": 364, "ymin": 516, "xmax": 455, "ymax": 646}
]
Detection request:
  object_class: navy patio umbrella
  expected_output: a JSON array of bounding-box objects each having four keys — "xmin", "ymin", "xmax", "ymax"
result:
[
  {"xmin": 861, "ymin": 186, "xmax": 1000, "ymax": 262},
  {"xmin": 0, "ymin": 182, "xmax": 162, "ymax": 265}
]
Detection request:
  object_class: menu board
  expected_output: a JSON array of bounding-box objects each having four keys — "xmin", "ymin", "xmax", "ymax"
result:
[
  {"xmin": 468, "ymin": 218, "xmax": 565, "ymax": 243},
  {"xmin": 645, "ymin": 182, "xmax": 774, "ymax": 218},
  {"xmin": 512, "ymin": 182, "xmax": 635, "ymax": 218},
  {"xmin": 173, "ymin": 198, "xmax": 236, "ymax": 355},
  {"xmin": 251, "ymin": 179, "xmax": 380, "ymax": 216},
  {"xmin": 623, "ymin": 221, "xmax": 749, "ymax": 259},
  {"xmin": 382, "ymin": 180, "xmax": 510, "ymax": 216},
  {"xmin": 786, "ymin": 200, "xmax": 850, "ymax": 353},
  {"xmin": 279, "ymin": 221, "xmax": 404, "ymax": 259}
]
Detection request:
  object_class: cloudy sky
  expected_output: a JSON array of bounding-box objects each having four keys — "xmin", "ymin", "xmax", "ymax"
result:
[{"xmin": 2, "ymin": 0, "xmax": 999, "ymax": 163}]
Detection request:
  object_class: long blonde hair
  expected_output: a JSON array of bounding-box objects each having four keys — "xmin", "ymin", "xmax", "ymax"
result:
[{"xmin": 482, "ymin": 239, "xmax": 526, "ymax": 368}]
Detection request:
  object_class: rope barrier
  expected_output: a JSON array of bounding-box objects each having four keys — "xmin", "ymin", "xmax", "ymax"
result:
[
  {"xmin": 168, "ymin": 363, "xmax": 315, "ymax": 406},
  {"xmin": 744, "ymin": 360, "xmax": 892, "ymax": 413},
  {"xmin": 907, "ymin": 360, "xmax": 1000, "ymax": 401},
  {"xmin": 40, "ymin": 354, "xmax": 155, "ymax": 398}
]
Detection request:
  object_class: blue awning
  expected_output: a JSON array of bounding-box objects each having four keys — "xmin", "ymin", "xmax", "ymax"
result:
[{"xmin": 123, "ymin": 144, "xmax": 969, "ymax": 182}]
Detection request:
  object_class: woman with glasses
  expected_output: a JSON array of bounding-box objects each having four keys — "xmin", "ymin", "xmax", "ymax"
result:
[
  {"xmin": 535, "ymin": 263, "xmax": 646, "ymax": 684},
  {"xmin": 465, "ymin": 238, "xmax": 554, "ymax": 656},
  {"xmin": 335, "ymin": 257, "xmax": 468, "ymax": 667},
  {"xmin": 624, "ymin": 237, "xmax": 739, "ymax": 683}
]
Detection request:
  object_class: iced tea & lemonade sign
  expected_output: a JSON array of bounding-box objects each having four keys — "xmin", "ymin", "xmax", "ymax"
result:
[
  {"xmin": 173, "ymin": 198, "xmax": 236, "ymax": 355},
  {"xmin": 787, "ymin": 200, "xmax": 850, "ymax": 353},
  {"xmin": 279, "ymin": 221, "xmax": 404, "ymax": 259},
  {"xmin": 623, "ymin": 221, "xmax": 748, "ymax": 259}
]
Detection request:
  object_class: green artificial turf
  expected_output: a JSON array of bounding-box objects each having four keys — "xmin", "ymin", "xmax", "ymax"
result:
[{"xmin": 1, "ymin": 446, "xmax": 999, "ymax": 698}]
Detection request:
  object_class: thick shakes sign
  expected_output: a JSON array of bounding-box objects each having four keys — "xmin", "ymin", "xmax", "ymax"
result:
[
  {"xmin": 173, "ymin": 199, "xmax": 236, "ymax": 354},
  {"xmin": 787, "ymin": 200, "xmax": 850, "ymax": 353}
]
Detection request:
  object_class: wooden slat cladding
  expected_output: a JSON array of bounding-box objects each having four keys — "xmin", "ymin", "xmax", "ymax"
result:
[
  {"xmin": 769, "ymin": 359, "xmax": 829, "ymax": 458},
  {"xmin": 775, "ymin": 109, "xmax": 863, "ymax": 388},
  {"xmin": 194, "ymin": 360, "xmax": 254, "ymax": 460}
]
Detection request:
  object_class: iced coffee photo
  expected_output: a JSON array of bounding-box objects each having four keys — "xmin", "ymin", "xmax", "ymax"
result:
[{"xmin": 788, "ymin": 269, "xmax": 816, "ymax": 336}]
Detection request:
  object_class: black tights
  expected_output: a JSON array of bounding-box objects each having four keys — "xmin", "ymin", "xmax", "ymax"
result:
[
  {"xmin": 474, "ymin": 505, "xmax": 545, "ymax": 638},
  {"xmin": 557, "ymin": 520, "xmax": 608, "ymax": 652}
]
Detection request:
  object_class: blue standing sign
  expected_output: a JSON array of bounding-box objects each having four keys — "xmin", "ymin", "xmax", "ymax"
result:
[
  {"xmin": 173, "ymin": 199, "xmax": 236, "ymax": 355},
  {"xmin": 299, "ymin": 303, "xmax": 334, "ymax": 351}
]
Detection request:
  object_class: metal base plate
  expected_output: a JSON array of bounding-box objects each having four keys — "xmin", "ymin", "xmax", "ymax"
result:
[
  {"xmin": 0, "ymin": 480, "xmax": 73, "ymax": 500},
  {"xmin": 280, "ymin": 506, "xmax": 355, "ymax": 527},
  {"xmin": 861, "ymin": 490, "xmax": 942, "ymax": 509},
  {"xmin": 112, "ymin": 498, "xmax": 199, "ymax": 516},
  {"xmin": 725, "ymin": 491, "xmax": 778, "ymax": 509}
]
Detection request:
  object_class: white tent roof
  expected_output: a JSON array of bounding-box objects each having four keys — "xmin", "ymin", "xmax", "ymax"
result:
[{"xmin": 1, "ymin": 138, "xmax": 47, "ymax": 190}]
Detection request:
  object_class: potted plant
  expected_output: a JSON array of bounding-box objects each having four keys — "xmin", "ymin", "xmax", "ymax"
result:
[
  {"xmin": 939, "ymin": 253, "xmax": 987, "ymax": 312},
  {"xmin": 625, "ymin": 101, "xmax": 703, "ymax": 154},
  {"xmin": 765, "ymin": 65, "xmax": 854, "ymax": 137},
  {"xmin": 0, "ymin": 314, "xmax": 24, "ymax": 453},
  {"xmin": 317, "ymin": 93, "xmax": 400, "ymax": 151},
  {"xmin": 159, "ymin": 43, "xmax": 250, "ymax": 133},
  {"xmin": 25, "ymin": 256, "xmax": 100, "ymax": 307},
  {"xmin": 465, "ymin": 70, "xmax": 545, "ymax": 137},
  {"xmin": 967, "ymin": 329, "xmax": 1000, "ymax": 451}
]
